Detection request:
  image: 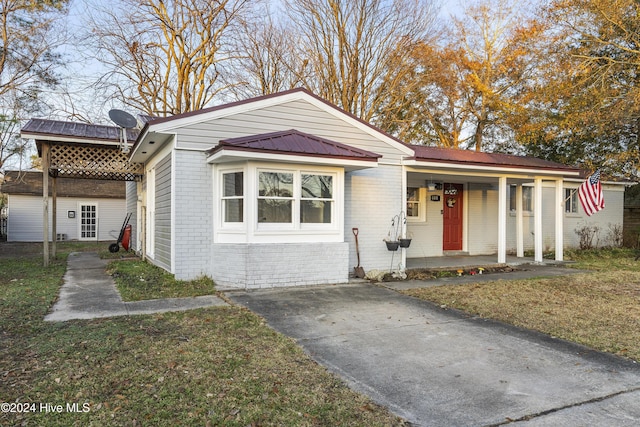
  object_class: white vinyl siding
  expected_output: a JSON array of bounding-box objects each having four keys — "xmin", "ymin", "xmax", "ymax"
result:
[
  {"xmin": 6, "ymin": 194, "xmax": 125, "ymax": 242},
  {"xmin": 172, "ymin": 100, "xmax": 406, "ymax": 163},
  {"xmin": 154, "ymin": 154, "xmax": 172, "ymax": 271}
]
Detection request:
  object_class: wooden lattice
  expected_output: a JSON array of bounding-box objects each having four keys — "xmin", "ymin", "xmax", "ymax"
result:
[{"xmin": 48, "ymin": 143, "xmax": 143, "ymax": 181}]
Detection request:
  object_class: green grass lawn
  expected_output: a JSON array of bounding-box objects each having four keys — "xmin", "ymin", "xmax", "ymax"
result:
[
  {"xmin": 106, "ymin": 259, "xmax": 217, "ymax": 301},
  {"xmin": 0, "ymin": 243, "xmax": 404, "ymax": 426},
  {"xmin": 403, "ymin": 248, "xmax": 640, "ymax": 361}
]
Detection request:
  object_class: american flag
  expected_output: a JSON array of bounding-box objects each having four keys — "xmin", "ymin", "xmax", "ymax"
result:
[{"xmin": 578, "ymin": 170, "xmax": 605, "ymax": 216}]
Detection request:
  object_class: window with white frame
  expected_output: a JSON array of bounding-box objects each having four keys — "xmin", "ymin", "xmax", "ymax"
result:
[
  {"xmin": 257, "ymin": 169, "xmax": 335, "ymax": 227},
  {"xmin": 258, "ymin": 171, "xmax": 294, "ymax": 223},
  {"xmin": 301, "ymin": 174, "xmax": 333, "ymax": 223},
  {"xmin": 509, "ymin": 185, "xmax": 533, "ymax": 212},
  {"xmin": 222, "ymin": 171, "xmax": 244, "ymax": 222},
  {"xmin": 565, "ymin": 188, "xmax": 578, "ymax": 213},
  {"xmin": 407, "ymin": 187, "xmax": 420, "ymax": 218}
]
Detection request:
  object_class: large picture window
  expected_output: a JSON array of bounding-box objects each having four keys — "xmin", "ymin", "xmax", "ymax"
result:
[
  {"xmin": 222, "ymin": 171, "xmax": 243, "ymax": 222},
  {"xmin": 257, "ymin": 169, "xmax": 336, "ymax": 227},
  {"xmin": 258, "ymin": 171, "xmax": 294, "ymax": 223}
]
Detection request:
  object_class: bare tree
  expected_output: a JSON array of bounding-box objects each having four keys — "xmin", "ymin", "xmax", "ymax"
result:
[
  {"xmin": 0, "ymin": 0, "xmax": 68, "ymax": 171},
  {"xmin": 0, "ymin": 0, "xmax": 67, "ymax": 97},
  {"xmin": 231, "ymin": 9, "xmax": 309, "ymax": 98},
  {"xmin": 260, "ymin": 0, "xmax": 440, "ymax": 123},
  {"xmin": 86, "ymin": 0, "xmax": 253, "ymax": 116}
]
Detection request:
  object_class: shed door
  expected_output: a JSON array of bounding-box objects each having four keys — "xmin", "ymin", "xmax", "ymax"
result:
[
  {"xmin": 443, "ymin": 184, "xmax": 463, "ymax": 251},
  {"xmin": 79, "ymin": 203, "xmax": 98, "ymax": 240}
]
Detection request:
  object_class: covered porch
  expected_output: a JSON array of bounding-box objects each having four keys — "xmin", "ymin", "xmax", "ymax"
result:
[
  {"xmin": 399, "ymin": 146, "xmax": 582, "ymax": 269},
  {"xmin": 406, "ymin": 253, "xmax": 557, "ymax": 270}
]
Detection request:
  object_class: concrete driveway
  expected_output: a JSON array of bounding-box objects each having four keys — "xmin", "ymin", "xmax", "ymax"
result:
[{"xmin": 227, "ymin": 283, "xmax": 640, "ymax": 426}]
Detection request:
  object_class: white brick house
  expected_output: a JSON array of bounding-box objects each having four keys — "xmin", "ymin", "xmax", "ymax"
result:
[
  {"xmin": 19, "ymin": 89, "xmax": 626, "ymax": 289},
  {"xmin": 126, "ymin": 89, "xmax": 625, "ymax": 289}
]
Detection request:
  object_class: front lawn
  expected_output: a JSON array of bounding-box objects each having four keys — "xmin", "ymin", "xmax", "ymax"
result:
[
  {"xmin": 403, "ymin": 248, "xmax": 640, "ymax": 361},
  {"xmin": 106, "ymin": 259, "xmax": 217, "ymax": 301},
  {"xmin": 0, "ymin": 243, "xmax": 405, "ymax": 426}
]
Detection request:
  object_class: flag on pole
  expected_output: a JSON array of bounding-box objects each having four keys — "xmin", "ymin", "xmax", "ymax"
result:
[{"xmin": 578, "ymin": 169, "xmax": 605, "ymax": 216}]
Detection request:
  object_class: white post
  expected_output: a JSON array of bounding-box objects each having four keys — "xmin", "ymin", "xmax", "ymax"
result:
[
  {"xmin": 498, "ymin": 176, "xmax": 507, "ymax": 264},
  {"xmin": 42, "ymin": 143, "xmax": 49, "ymax": 267},
  {"xmin": 401, "ymin": 166, "xmax": 407, "ymax": 270},
  {"xmin": 534, "ymin": 177, "xmax": 543, "ymax": 263},
  {"xmin": 516, "ymin": 184, "xmax": 524, "ymax": 258},
  {"xmin": 555, "ymin": 179, "xmax": 564, "ymax": 261}
]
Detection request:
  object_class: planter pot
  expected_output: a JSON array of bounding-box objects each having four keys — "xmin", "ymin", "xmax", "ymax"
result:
[
  {"xmin": 399, "ymin": 238, "xmax": 412, "ymax": 248},
  {"xmin": 385, "ymin": 241, "xmax": 400, "ymax": 251}
]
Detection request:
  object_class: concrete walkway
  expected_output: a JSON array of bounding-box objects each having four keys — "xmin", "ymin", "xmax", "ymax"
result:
[
  {"xmin": 228, "ymin": 282, "xmax": 640, "ymax": 426},
  {"xmin": 45, "ymin": 252, "xmax": 227, "ymax": 322}
]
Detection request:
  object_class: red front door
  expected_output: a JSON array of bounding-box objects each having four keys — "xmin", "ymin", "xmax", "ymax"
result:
[{"xmin": 443, "ymin": 183, "xmax": 463, "ymax": 251}]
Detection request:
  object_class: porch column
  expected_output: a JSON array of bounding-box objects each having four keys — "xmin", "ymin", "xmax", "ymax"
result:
[
  {"xmin": 516, "ymin": 184, "xmax": 524, "ymax": 258},
  {"xmin": 498, "ymin": 176, "xmax": 507, "ymax": 264},
  {"xmin": 42, "ymin": 142, "xmax": 50, "ymax": 267},
  {"xmin": 534, "ymin": 177, "xmax": 543, "ymax": 263},
  {"xmin": 401, "ymin": 166, "xmax": 407, "ymax": 270},
  {"xmin": 555, "ymin": 178, "xmax": 564, "ymax": 261},
  {"xmin": 52, "ymin": 174, "xmax": 57, "ymax": 260}
]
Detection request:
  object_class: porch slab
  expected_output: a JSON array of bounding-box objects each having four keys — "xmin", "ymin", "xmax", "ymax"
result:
[{"xmin": 406, "ymin": 254, "xmax": 563, "ymax": 270}]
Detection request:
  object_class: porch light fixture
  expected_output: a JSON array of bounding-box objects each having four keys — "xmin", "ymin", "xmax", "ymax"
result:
[{"xmin": 427, "ymin": 176, "xmax": 437, "ymax": 192}]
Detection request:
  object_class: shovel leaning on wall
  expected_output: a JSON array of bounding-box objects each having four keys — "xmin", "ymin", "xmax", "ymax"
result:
[{"xmin": 352, "ymin": 228, "xmax": 365, "ymax": 278}]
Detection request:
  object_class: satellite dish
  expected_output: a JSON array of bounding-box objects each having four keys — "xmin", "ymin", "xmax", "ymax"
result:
[
  {"xmin": 108, "ymin": 109, "xmax": 137, "ymax": 154},
  {"xmin": 109, "ymin": 109, "xmax": 138, "ymax": 128}
]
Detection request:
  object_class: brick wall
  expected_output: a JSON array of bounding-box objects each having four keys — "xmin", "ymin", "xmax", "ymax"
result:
[
  {"xmin": 211, "ymin": 242, "xmax": 349, "ymax": 289},
  {"xmin": 344, "ymin": 164, "xmax": 404, "ymax": 272},
  {"xmin": 172, "ymin": 150, "xmax": 213, "ymax": 279}
]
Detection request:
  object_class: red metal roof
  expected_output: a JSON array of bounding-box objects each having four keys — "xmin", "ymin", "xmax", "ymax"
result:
[
  {"xmin": 22, "ymin": 118, "xmax": 138, "ymax": 142},
  {"xmin": 208, "ymin": 129, "xmax": 382, "ymax": 161},
  {"xmin": 410, "ymin": 145, "xmax": 580, "ymax": 172}
]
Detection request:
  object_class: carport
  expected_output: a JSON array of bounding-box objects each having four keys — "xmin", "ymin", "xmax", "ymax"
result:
[{"xmin": 20, "ymin": 119, "xmax": 143, "ymax": 266}]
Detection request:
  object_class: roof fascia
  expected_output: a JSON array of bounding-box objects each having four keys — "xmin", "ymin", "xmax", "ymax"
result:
[
  {"xmin": 404, "ymin": 159, "xmax": 581, "ymax": 177},
  {"xmin": 207, "ymin": 149, "xmax": 379, "ymax": 170},
  {"xmin": 21, "ymin": 132, "xmax": 120, "ymax": 147}
]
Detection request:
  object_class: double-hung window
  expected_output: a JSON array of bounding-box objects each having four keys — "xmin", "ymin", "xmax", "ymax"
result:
[
  {"xmin": 257, "ymin": 169, "xmax": 335, "ymax": 228},
  {"xmin": 222, "ymin": 171, "xmax": 244, "ymax": 223},
  {"xmin": 301, "ymin": 174, "xmax": 333, "ymax": 224},
  {"xmin": 509, "ymin": 185, "xmax": 533, "ymax": 212},
  {"xmin": 406, "ymin": 187, "xmax": 420, "ymax": 218},
  {"xmin": 565, "ymin": 188, "xmax": 578, "ymax": 213}
]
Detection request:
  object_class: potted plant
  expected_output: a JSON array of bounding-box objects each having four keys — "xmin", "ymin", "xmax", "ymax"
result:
[
  {"xmin": 383, "ymin": 231, "xmax": 400, "ymax": 251},
  {"xmin": 399, "ymin": 232, "xmax": 413, "ymax": 248}
]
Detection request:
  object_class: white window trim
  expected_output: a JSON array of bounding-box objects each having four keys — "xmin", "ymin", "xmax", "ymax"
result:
[
  {"xmin": 78, "ymin": 202, "xmax": 98, "ymax": 241},
  {"xmin": 220, "ymin": 169, "xmax": 245, "ymax": 228},
  {"xmin": 256, "ymin": 168, "xmax": 296, "ymax": 230},
  {"xmin": 509, "ymin": 185, "xmax": 534, "ymax": 215},
  {"xmin": 256, "ymin": 167, "xmax": 337, "ymax": 232},
  {"xmin": 564, "ymin": 187, "xmax": 581, "ymax": 216},
  {"xmin": 406, "ymin": 187, "xmax": 427, "ymax": 222},
  {"xmin": 214, "ymin": 162, "xmax": 344, "ymax": 243}
]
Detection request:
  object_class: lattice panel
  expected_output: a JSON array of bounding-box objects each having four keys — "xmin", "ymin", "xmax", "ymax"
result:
[{"xmin": 49, "ymin": 143, "xmax": 143, "ymax": 181}]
